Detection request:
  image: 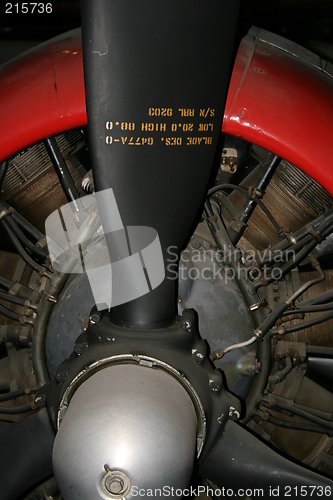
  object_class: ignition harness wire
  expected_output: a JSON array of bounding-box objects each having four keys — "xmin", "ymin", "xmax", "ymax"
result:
[
  {"xmin": 0, "ymin": 386, "xmax": 37, "ymax": 403},
  {"xmin": 208, "ymin": 183, "xmax": 284, "ymax": 238},
  {"xmin": 255, "ymin": 410, "xmax": 333, "ymax": 436},
  {"xmin": 0, "ymin": 216, "xmax": 52, "ymax": 278},
  {"xmin": 0, "ymin": 290, "xmax": 37, "ymax": 310},
  {"xmin": 212, "ymin": 255, "xmax": 325, "ymax": 360},
  {"xmin": 282, "ymin": 303, "xmax": 333, "ymax": 315},
  {"xmin": 0, "ymin": 402, "xmax": 36, "ymax": 414},
  {"xmin": 0, "ymin": 303, "xmax": 34, "ymax": 325}
]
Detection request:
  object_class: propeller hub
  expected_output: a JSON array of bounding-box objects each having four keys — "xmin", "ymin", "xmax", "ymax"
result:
[{"xmin": 53, "ymin": 363, "xmax": 198, "ymax": 499}]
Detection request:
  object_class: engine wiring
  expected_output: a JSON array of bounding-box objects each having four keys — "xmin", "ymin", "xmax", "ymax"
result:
[
  {"xmin": 0, "ymin": 141, "xmax": 333, "ymax": 449},
  {"xmin": 204, "ymin": 155, "xmax": 333, "ymax": 432}
]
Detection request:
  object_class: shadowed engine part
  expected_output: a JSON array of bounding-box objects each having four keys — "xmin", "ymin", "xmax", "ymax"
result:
[
  {"xmin": 45, "ymin": 232, "xmax": 256, "ymax": 399},
  {"xmin": 199, "ymin": 420, "xmax": 333, "ymax": 499},
  {"xmin": 0, "ymin": 409, "xmax": 54, "ymax": 500},
  {"xmin": 53, "ymin": 364, "xmax": 198, "ymax": 499}
]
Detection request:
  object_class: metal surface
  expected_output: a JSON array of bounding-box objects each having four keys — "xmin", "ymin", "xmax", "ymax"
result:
[
  {"xmin": 2, "ymin": 130, "xmax": 83, "ymax": 200},
  {"xmin": 286, "ymin": 269, "xmax": 333, "ymax": 347},
  {"xmin": 44, "ymin": 137, "xmax": 81, "ymax": 209},
  {"xmin": 178, "ymin": 238, "xmax": 256, "ymax": 398},
  {"xmin": 224, "ymin": 147, "xmax": 333, "ymax": 250},
  {"xmin": 1, "ymin": 26, "xmax": 333, "ymax": 200},
  {"xmin": 223, "ymin": 28, "xmax": 333, "ymax": 197},
  {"xmin": 199, "ymin": 419, "xmax": 333, "ymax": 499},
  {"xmin": 227, "ymin": 154, "xmax": 281, "ymax": 245},
  {"xmin": 2, "ymin": 130, "xmax": 86, "ymax": 232},
  {"xmin": 0, "ymin": 30, "xmax": 86, "ymax": 163},
  {"xmin": 41, "ymin": 308, "xmax": 241, "ymax": 470},
  {"xmin": 56, "ymin": 353, "xmax": 206, "ymax": 455},
  {"xmin": 45, "ymin": 271, "xmax": 94, "ymax": 379},
  {"xmin": 249, "ymin": 27, "xmax": 333, "ymax": 78},
  {"xmin": 46, "ymin": 233, "xmax": 256, "ymax": 399},
  {"xmin": 53, "ymin": 364, "xmax": 198, "ymax": 500},
  {"xmin": 253, "ymin": 145, "xmax": 333, "ymax": 217},
  {"xmin": 1, "ymin": 21, "xmax": 333, "ymax": 498},
  {"xmin": 0, "ymin": 408, "xmax": 55, "ymax": 500},
  {"xmin": 81, "ymin": 0, "xmax": 240, "ymax": 328}
]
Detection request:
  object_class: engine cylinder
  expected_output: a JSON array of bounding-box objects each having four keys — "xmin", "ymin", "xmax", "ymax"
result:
[{"xmin": 53, "ymin": 363, "xmax": 198, "ymax": 499}]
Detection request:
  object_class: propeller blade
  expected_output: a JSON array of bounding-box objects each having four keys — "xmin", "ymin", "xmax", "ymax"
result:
[
  {"xmin": 81, "ymin": 0, "xmax": 239, "ymax": 328},
  {"xmin": 199, "ymin": 420, "xmax": 333, "ymax": 499},
  {"xmin": 0, "ymin": 409, "xmax": 54, "ymax": 500}
]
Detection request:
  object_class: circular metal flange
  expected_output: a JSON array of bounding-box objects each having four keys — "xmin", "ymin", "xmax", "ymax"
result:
[{"xmin": 57, "ymin": 353, "xmax": 207, "ymax": 457}]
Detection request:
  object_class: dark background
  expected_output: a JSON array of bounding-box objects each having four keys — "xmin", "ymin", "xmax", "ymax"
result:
[{"xmin": 0, "ymin": 0, "xmax": 332, "ymax": 64}]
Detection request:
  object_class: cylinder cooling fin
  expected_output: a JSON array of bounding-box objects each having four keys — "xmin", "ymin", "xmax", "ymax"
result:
[
  {"xmin": 221, "ymin": 145, "xmax": 333, "ymax": 251},
  {"xmin": 1, "ymin": 130, "xmax": 86, "ymax": 232}
]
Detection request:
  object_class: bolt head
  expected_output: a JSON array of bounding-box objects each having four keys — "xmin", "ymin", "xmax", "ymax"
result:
[
  {"xmin": 56, "ymin": 371, "xmax": 67, "ymax": 384},
  {"xmin": 181, "ymin": 319, "xmax": 192, "ymax": 331},
  {"xmin": 74, "ymin": 343, "xmax": 86, "ymax": 355},
  {"xmin": 192, "ymin": 348, "xmax": 205, "ymax": 363},
  {"xmin": 209, "ymin": 379, "xmax": 221, "ymax": 392},
  {"xmin": 106, "ymin": 476, "xmax": 124, "ymax": 495},
  {"xmin": 228, "ymin": 406, "xmax": 240, "ymax": 421},
  {"xmin": 35, "ymin": 395, "xmax": 46, "ymax": 408},
  {"xmin": 101, "ymin": 469, "xmax": 131, "ymax": 498},
  {"xmin": 190, "ymin": 238, "xmax": 201, "ymax": 250},
  {"xmin": 90, "ymin": 312, "xmax": 102, "ymax": 325}
]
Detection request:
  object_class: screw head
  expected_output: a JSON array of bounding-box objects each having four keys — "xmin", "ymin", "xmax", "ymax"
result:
[
  {"xmin": 35, "ymin": 395, "xmax": 46, "ymax": 408},
  {"xmin": 106, "ymin": 476, "xmax": 124, "ymax": 495},
  {"xmin": 55, "ymin": 371, "xmax": 67, "ymax": 384},
  {"xmin": 192, "ymin": 348, "xmax": 205, "ymax": 363},
  {"xmin": 190, "ymin": 238, "xmax": 201, "ymax": 250},
  {"xmin": 181, "ymin": 319, "xmax": 192, "ymax": 331},
  {"xmin": 209, "ymin": 378, "xmax": 222, "ymax": 392},
  {"xmin": 90, "ymin": 312, "xmax": 102, "ymax": 325},
  {"xmin": 74, "ymin": 343, "xmax": 86, "ymax": 355},
  {"xmin": 228, "ymin": 406, "xmax": 240, "ymax": 421}
]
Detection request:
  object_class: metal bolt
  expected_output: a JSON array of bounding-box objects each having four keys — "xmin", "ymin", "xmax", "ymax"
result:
[
  {"xmin": 90, "ymin": 312, "xmax": 102, "ymax": 325},
  {"xmin": 245, "ymin": 252, "xmax": 253, "ymax": 262},
  {"xmin": 209, "ymin": 378, "xmax": 221, "ymax": 392},
  {"xmin": 190, "ymin": 238, "xmax": 201, "ymax": 250},
  {"xmin": 106, "ymin": 476, "xmax": 124, "ymax": 495},
  {"xmin": 181, "ymin": 319, "xmax": 192, "ymax": 331},
  {"xmin": 55, "ymin": 371, "xmax": 67, "ymax": 384},
  {"xmin": 101, "ymin": 468, "xmax": 131, "ymax": 499},
  {"xmin": 35, "ymin": 395, "xmax": 46, "ymax": 408},
  {"xmin": 74, "ymin": 343, "xmax": 86, "ymax": 355},
  {"xmin": 249, "ymin": 268, "xmax": 260, "ymax": 281},
  {"xmin": 192, "ymin": 348, "xmax": 205, "ymax": 363},
  {"xmin": 217, "ymin": 414, "xmax": 225, "ymax": 425},
  {"xmin": 228, "ymin": 406, "xmax": 240, "ymax": 421},
  {"xmin": 255, "ymin": 361, "xmax": 262, "ymax": 373}
]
